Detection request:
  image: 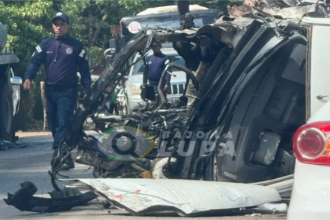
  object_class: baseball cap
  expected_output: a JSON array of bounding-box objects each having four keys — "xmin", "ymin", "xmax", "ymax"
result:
[{"xmin": 52, "ymin": 12, "xmax": 70, "ymax": 24}]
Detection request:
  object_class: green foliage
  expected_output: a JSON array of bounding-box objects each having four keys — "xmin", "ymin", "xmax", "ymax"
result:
[
  {"xmin": 0, "ymin": 1, "xmax": 57, "ymax": 131},
  {"xmin": 118, "ymin": 0, "xmax": 176, "ymax": 15}
]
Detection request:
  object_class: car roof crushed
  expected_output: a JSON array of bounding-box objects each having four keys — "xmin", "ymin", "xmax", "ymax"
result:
[{"xmin": 173, "ymin": 0, "xmax": 328, "ymax": 49}]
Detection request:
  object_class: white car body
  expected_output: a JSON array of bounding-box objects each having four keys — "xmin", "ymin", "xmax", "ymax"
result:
[
  {"xmin": 125, "ymin": 47, "xmax": 186, "ymax": 112},
  {"xmin": 287, "ymin": 17, "xmax": 330, "ymax": 220}
]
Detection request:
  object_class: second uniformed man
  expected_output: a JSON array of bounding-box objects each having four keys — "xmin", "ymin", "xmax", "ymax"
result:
[{"xmin": 147, "ymin": 42, "xmax": 171, "ymax": 98}]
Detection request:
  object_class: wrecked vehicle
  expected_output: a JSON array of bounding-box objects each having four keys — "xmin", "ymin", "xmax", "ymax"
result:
[
  {"xmin": 5, "ymin": 0, "xmax": 330, "ymax": 217},
  {"xmin": 71, "ymin": 2, "xmax": 310, "ymax": 183}
]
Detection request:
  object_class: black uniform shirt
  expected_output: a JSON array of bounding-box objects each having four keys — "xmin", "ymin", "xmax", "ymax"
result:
[{"xmin": 24, "ymin": 34, "xmax": 91, "ymax": 93}]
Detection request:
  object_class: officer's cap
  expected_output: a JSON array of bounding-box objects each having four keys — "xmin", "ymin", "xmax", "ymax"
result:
[{"xmin": 52, "ymin": 12, "xmax": 70, "ymax": 24}]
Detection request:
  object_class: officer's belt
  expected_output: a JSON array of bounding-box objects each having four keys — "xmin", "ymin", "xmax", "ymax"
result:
[
  {"xmin": 149, "ymin": 80, "xmax": 166, "ymax": 84},
  {"xmin": 45, "ymin": 83, "xmax": 77, "ymax": 91}
]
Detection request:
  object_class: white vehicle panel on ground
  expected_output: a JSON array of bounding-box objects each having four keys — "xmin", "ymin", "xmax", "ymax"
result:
[{"xmin": 70, "ymin": 178, "xmax": 282, "ymax": 216}]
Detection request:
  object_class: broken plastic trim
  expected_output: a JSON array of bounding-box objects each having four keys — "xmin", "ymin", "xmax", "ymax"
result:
[{"xmin": 4, "ymin": 181, "xmax": 97, "ymax": 213}]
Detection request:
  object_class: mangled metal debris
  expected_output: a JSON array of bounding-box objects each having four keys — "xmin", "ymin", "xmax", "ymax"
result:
[{"xmin": 228, "ymin": 0, "xmax": 325, "ymax": 19}]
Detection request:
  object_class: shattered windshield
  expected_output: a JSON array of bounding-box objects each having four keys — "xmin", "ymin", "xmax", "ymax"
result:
[{"xmin": 131, "ymin": 55, "xmax": 186, "ymax": 75}]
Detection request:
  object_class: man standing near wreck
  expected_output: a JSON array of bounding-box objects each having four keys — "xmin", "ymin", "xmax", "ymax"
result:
[
  {"xmin": 23, "ymin": 12, "xmax": 91, "ymax": 170},
  {"xmin": 147, "ymin": 42, "xmax": 171, "ymax": 97}
]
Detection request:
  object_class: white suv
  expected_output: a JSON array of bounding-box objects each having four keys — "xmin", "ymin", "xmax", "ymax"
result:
[
  {"xmin": 288, "ymin": 17, "xmax": 330, "ymax": 220},
  {"xmin": 124, "ymin": 47, "xmax": 186, "ymax": 113}
]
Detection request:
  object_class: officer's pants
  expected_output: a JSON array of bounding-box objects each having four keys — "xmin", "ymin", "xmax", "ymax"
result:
[
  {"xmin": 45, "ymin": 86, "xmax": 78, "ymax": 149},
  {"xmin": 149, "ymin": 81, "xmax": 167, "ymax": 99}
]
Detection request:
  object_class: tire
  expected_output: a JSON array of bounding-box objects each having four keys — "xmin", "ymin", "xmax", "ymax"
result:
[{"xmin": 0, "ymin": 81, "xmax": 13, "ymax": 141}]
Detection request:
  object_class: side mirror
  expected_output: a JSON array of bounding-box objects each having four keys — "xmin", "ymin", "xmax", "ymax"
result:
[{"xmin": 11, "ymin": 76, "xmax": 22, "ymax": 85}]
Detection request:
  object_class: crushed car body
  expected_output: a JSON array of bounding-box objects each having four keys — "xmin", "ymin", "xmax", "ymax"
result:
[{"xmin": 5, "ymin": 0, "xmax": 330, "ymax": 217}]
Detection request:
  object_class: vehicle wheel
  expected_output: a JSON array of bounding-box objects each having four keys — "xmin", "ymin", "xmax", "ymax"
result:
[{"xmin": 0, "ymin": 81, "xmax": 13, "ymax": 141}]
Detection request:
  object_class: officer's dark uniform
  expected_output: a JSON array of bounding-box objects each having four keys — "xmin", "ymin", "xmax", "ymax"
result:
[
  {"xmin": 24, "ymin": 15, "xmax": 91, "ymax": 156},
  {"xmin": 146, "ymin": 48, "xmax": 171, "ymax": 95}
]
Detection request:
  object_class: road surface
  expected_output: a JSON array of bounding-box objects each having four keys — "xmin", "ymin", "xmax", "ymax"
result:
[{"xmin": 0, "ymin": 131, "xmax": 287, "ymax": 220}]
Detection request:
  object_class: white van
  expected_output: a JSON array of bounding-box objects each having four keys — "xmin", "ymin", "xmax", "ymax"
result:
[{"xmin": 124, "ymin": 46, "xmax": 186, "ymax": 113}]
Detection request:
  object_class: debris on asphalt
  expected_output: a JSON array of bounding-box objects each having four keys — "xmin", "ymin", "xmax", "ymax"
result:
[
  {"xmin": 4, "ymin": 181, "xmax": 97, "ymax": 213},
  {"xmin": 250, "ymin": 213, "xmax": 262, "ymax": 217}
]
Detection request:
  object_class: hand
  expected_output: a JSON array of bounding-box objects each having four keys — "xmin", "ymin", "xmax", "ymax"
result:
[
  {"xmin": 163, "ymin": 84, "xmax": 168, "ymax": 91},
  {"xmin": 23, "ymin": 79, "xmax": 31, "ymax": 90}
]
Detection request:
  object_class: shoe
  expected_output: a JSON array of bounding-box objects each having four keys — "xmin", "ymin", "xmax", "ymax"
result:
[
  {"xmin": 51, "ymin": 149, "xmax": 75, "ymax": 171},
  {"xmin": 60, "ymin": 163, "xmax": 74, "ymax": 171},
  {"xmin": 60, "ymin": 152, "xmax": 75, "ymax": 170}
]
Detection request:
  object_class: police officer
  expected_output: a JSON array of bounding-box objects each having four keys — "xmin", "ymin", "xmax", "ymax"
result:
[
  {"xmin": 147, "ymin": 42, "xmax": 171, "ymax": 97},
  {"xmin": 23, "ymin": 12, "xmax": 92, "ymax": 170}
]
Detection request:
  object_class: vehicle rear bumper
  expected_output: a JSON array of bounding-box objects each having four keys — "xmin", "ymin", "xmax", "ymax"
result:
[{"xmin": 288, "ymin": 160, "xmax": 330, "ymax": 220}]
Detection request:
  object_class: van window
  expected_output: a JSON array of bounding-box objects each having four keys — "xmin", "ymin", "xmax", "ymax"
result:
[{"xmin": 131, "ymin": 55, "xmax": 186, "ymax": 75}]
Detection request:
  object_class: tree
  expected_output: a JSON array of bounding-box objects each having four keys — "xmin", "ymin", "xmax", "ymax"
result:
[{"xmin": 0, "ymin": 1, "xmax": 58, "ymax": 131}]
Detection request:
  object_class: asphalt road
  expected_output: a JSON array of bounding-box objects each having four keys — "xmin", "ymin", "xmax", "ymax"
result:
[{"xmin": 0, "ymin": 132, "xmax": 287, "ymax": 220}]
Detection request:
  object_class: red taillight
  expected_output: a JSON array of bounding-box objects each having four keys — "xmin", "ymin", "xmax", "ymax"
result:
[{"xmin": 293, "ymin": 122, "xmax": 330, "ymax": 165}]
